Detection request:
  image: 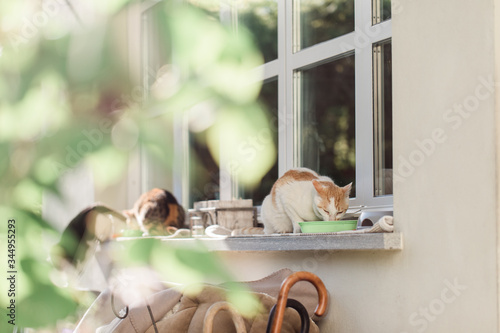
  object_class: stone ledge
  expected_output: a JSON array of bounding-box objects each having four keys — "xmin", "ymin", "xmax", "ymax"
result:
[{"xmin": 153, "ymin": 232, "xmax": 403, "ymax": 252}]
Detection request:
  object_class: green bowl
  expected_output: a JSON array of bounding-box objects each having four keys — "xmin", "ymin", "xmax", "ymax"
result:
[{"xmin": 299, "ymin": 220, "xmax": 358, "ymax": 233}]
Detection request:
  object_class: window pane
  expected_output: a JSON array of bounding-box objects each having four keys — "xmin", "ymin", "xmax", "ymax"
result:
[
  {"xmin": 237, "ymin": 0, "xmax": 278, "ymax": 63},
  {"xmin": 239, "ymin": 79, "xmax": 279, "ymax": 205},
  {"xmin": 293, "ymin": 0, "xmax": 355, "ymax": 52},
  {"xmin": 297, "ymin": 55, "xmax": 356, "ymax": 196},
  {"xmin": 373, "ymin": 41, "xmax": 392, "ymax": 196},
  {"xmin": 189, "ymin": 129, "xmax": 220, "ymax": 207},
  {"xmin": 372, "ymin": 0, "xmax": 391, "ymax": 24},
  {"xmin": 186, "ymin": 0, "xmax": 221, "ymax": 21},
  {"xmin": 188, "ymin": 0, "xmax": 278, "ymax": 63}
]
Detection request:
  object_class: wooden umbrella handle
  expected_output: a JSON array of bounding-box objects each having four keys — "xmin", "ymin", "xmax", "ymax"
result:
[
  {"xmin": 270, "ymin": 271, "xmax": 328, "ymax": 333},
  {"xmin": 203, "ymin": 301, "xmax": 247, "ymax": 333}
]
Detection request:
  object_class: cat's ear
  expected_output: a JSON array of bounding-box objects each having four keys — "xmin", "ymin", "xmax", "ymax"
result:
[
  {"xmin": 312, "ymin": 179, "xmax": 324, "ymax": 193},
  {"xmin": 342, "ymin": 183, "xmax": 352, "ymax": 197}
]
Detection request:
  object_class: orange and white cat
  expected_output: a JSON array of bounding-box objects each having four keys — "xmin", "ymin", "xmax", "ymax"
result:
[{"xmin": 261, "ymin": 168, "xmax": 352, "ymax": 234}]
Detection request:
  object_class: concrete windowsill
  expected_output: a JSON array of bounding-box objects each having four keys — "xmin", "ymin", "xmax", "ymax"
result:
[{"xmin": 116, "ymin": 232, "xmax": 403, "ymax": 252}]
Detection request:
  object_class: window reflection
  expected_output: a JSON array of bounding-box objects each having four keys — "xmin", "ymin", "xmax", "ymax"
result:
[
  {"xmin": 239, "ymin": 79, "xmax": 279, "ymax": 205},
  {"xmin": 189, "ymin": 129, "xmax": 220, "ymax": 207},
  {"xmin": 297, "ymin": 55, "xmax": 356, "ymax": 196},
  {"xmin": 238, "ymin": 0, "xmax": 278, "ymax": 63},
  {"xmin": 188, "ymin": 0, "xmax": 278, "ymax": 63},
  {"xmin": 294, "ymin": 0, "xmax": 355, "ymax": 52}
]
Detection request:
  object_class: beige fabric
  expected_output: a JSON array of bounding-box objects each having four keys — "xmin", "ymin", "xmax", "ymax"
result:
[
  {"xmin": 77, "ymin": 269, "xmax": 325, "ymax": 333},
  {"xmin": 365, "ymin": 215, "xmax": 394, "ymax": 233},
  {"xmin": 111, "ymin": 284, "xmax": 319, "ymax": 333},
  {"xmin": 338, "ymin": 215, "xmax": 393, "ymax": 234}
]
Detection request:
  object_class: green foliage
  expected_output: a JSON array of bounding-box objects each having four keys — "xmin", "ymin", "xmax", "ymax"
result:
[
  {"xmin": 114, "ymin": 238, "xmax": 261, "ymax": 316},
  {"xmin": 207, "ymin": 104, "xmax": 277, "ymax": 186},
  {"xmin": 0, "ymin": 0, "xmax": 273, "ymax": 330}
]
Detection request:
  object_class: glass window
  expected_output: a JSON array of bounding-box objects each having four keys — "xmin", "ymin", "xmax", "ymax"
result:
[
  {"xmin": 297, "ymin": 55, "xmax": 356, "ymax": 196},
  {"xmin": 186, "ymin": 0, "xmax": 222, "ymax": 21},
  {"xmin": 293, "ymin": 0, "xmax": 355, "ymax": 52},
  {"xmin": 373, "ymin": 40, "xmax": 392, "ymax": 196},
  {"xmin": 189, "ymin": 128, "xmax": 220, "ymax": 207},
  {"xmin": 188, "ymin": 0, "xmax": 278, "ymax": 63},
  {"xmin": 141, "ymin": 0, "xmax": 393, "ymax": 210},
  {"xmin": 237, "ymin": 0, "xmax": 278, "ymax": 63},
  {"xmin": 239, "ymin": 78, "xmax": 279, "ymax": 205}
]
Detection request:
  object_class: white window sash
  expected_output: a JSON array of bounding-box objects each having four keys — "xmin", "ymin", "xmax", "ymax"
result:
[{"xmin": 138, "ymin": 0, "xmax": 393, "ymax": 210}]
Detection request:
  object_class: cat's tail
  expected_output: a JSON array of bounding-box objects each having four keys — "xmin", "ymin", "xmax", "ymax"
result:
[{"xmin": 52, "ymin": 204, "xmax": 126, "ymax": 267}]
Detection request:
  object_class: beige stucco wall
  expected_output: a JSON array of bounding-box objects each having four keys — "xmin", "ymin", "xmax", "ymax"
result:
[
  {"xmin": 218, "ymin": 0, "xmax": 500, "ymax": 332},
  {"xmin": 496, "ymin": 0, "xmax": 500, "ymax": 328}
]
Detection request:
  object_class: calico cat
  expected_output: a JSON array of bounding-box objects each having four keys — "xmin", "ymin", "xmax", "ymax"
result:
[
  {"xmin": 123, "ymin": 188, "xmax": 185, "ymax": 236},
  {"xmin": 261, "ymin": 168, "xmax": 352, "ymax": 234},
  {"xmin": 54, "ymin": 188, "xmax": 185, "ymax": 265}
]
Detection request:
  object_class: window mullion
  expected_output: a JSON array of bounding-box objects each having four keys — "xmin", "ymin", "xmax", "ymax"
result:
[
  {"xmin": 353, "ymin": 0, "xmax": 374, "ymax": 206},
  {"xmin": 355, "ymin": 0, "xmax": 373, "ymax": 29},
  {"xmin": 284, "ymin": 0, "xmax": 295, "ymax": 171},
  {"xmin": 289, "ymin": 32, "xmax": 356, "ymax": 69},
  {"xmin": 176, "ymin": 112, "xmax": 190, "ymax": 206}
]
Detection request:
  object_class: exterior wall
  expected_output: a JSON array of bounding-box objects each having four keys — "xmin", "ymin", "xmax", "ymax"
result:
[
  {"xmin": 218, "ymin": 0, "xmax": 499, "ymax": 332},
  {"xmin": 495, "ymin": 0, "xmax": 500, "ymax": 328}
]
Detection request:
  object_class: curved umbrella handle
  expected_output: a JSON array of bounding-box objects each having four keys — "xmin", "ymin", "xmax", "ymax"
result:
[
  {"xmin": 203, "ymin": 301, "xmax": 247, "ymax": 333},
  {"xmin": 110, "ymin": 293, "xmax": 128, "ymax": 319},
  {"xmin": 270, "ymin": 271, "xmax": 328, "ymax": 333},
  {"xmin": 266, "ymin": 298, "xmax": 310, "ymax": 333}
]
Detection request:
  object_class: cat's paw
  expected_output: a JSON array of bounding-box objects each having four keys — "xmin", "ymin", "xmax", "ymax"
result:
[{"xmin": 292, "ymin": 221, "xmax": 303, "ymax": 233}]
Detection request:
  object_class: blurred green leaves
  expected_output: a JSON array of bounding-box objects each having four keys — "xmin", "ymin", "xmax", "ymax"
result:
[
  {"xmin": 152, "ymin": 3, "xmax": 263, "ymax": 108},
  {"xmin": 151, "ymin": 3, "xmax": 274, "ymax": 188},
  {"xmin": 166, "ymin": 5, "xmax": 263, "ymax": 103},
  {"xmin": 16, "ymin": 284, "xmax": 77, "ymax": 328},
  {"xmin": 114, "ymin": 238, "xmax": 261, "ymax": 317},
  {"xmin": 207, "ymin": 105, "xmax": 277, "ymax": 187},
  {"xmin": 0, "ymin": 0, "xmax": 275, "ymax": 329}
]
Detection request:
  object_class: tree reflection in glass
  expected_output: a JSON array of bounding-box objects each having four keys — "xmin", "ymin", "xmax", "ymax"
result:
[
  {"xmin": 294, "ymin": 0, "xmax": 355, "ymax": 52},
  {"xmin": 297, "ymin": 55, "xmax": 356, "ymax": 196}
]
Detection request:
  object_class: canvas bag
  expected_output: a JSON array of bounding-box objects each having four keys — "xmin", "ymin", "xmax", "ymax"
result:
[{"xmin": 75, "ymin": 269, "xmax": 328, "ymax": 333}]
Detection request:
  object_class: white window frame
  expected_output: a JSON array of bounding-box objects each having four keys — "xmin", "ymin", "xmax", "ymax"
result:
[
  {"xmin": 139, "ymin": 0, "xmax": 393, "ymax": 211},
  {"xmin": 235, "ymin": 0, "xmax": 393, "ymax": 209}
]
